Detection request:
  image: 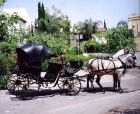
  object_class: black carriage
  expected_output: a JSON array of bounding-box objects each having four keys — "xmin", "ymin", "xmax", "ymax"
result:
[{"xmin": 6, "ymin": 43, "xmax": 82, "ymax": 100}]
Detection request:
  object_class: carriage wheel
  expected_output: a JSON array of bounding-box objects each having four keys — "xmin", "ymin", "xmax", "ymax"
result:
[
  {"xmin": 63, "ymin": 77, "xmax": 81, "ymax": 96},
  {"xmin": 6, "ymin": 65, "xmax": 20, "ymax": 93},
  {"xmin": 15, "ymin": 73, "xmax": 40, "ymax": 100},
  {"xmin": 6, "ymin": 73, "xmax": 19, "ymax": 94},
  {"xmin": 57, "ymin": 75, "xmax": 66, "ymax": 90}
]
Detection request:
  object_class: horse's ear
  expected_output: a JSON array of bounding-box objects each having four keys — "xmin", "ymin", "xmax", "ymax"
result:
[
  {"xmin": 124, "ymin": 47, "xmax": 129, "ymax": 54},
  {"xmin": 129, "ymin": 48, "xmax": 133, "ymax": 53}
]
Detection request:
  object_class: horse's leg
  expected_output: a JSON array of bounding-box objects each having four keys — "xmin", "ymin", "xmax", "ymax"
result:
[
  {"xmin": 90, "ymin": 74, "xmax": 96, "ymax": 93},
  {"xmin": 96, "ymin": 76, "xmax": 105, "ymax": 93},
  {"xmin": 87, "ymin": 74, "xmax": 91, "ymax": 89},
  {"xmin": 113, "ymin": 74, "xmax": 118, "ymax": 91},
  {"xmin": 117, "ymin": 74, "xmax": 123, "ymax": 93}
]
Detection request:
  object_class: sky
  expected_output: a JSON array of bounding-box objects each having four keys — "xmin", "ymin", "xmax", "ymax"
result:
[{"xmin": 0, "ymin": 0, "xmax": 140, "ymax": 29}]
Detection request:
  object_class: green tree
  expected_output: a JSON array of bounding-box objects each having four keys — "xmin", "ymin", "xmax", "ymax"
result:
[
  {"xmin": 0, "ymin": 0, "xmax": 6, "ymax": 7},
  {"xmin": 104, "ymin": 26, "xmax": 136, "ymax": 53},
  {"xmin": 0, "ymin": 12, "xmax": 19, "ymax": 41},
  {"xmin": 117, "ymin": 20, "xmax": 128, "ymax": 28},
  {"xmin": 38, "ymin": 2, "xmax": 41, "ymax": 20},
  {"xmin": 104, "ymin": 19, "xmax": 107, "ymax": 30},
  {"xmin": 41, "ymin": 3, "xmax": 45, "ymax": 19},
  {"xmin": 82, "ymin": 18, "xmax": 102, "ymax": 40},
  {"xmin": 38, "ymin": 2, "xmax": 46, "ymax": 31}
]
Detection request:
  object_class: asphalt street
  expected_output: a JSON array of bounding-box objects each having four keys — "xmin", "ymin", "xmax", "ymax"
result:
[{"xmin": 0, "ymin": 68, "xmax": 140, "ymax": 114}]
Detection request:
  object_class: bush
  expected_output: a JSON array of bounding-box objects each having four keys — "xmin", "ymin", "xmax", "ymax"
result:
[
  {"xmin": 0, "ymin": 53, "xmax": 17, "ymax": 89},
  {"xmin": 83, "ymin": 40, "xmax": 108, "ymax": 53},
  {"xmin": 0, "ymin": 42, "xmax": 17, "ymax": 55},
  {"xmin": 27, "ymin": 33, "xmax": 68, "ymax": 55},
  {"xmin": 64, "ymin": 53, "xmax": 96, "ymax": 67}
]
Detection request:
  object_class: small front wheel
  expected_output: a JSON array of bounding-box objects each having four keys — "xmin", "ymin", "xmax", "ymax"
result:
[{"xmin": 63, "ymin": 77, "xmax": 81, "ymax": 96}]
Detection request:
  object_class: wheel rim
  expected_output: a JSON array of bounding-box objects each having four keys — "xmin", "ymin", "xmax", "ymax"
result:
[{"xmin": 63, "ymin": 78, "xmax": 81, "ymax": 96}]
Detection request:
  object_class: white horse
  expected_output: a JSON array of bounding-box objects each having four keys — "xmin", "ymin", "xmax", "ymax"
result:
[
  {"xmin": 86, "ymin": 53, "xmax": 136, "ymax": 93},
  {"xmin": 86, "ymin": 48, "xmax": 130, "ymax": 90}
]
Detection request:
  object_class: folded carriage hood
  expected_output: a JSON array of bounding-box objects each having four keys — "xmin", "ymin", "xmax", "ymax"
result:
[{"xmin": 16, "ymin": 43, "xmax": 51, "ymax": 62}]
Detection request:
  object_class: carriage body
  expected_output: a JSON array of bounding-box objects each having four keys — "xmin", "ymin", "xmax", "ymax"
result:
[{"xmin": 7, "ymin": 43, "xmax": 82, "ymax": 100}]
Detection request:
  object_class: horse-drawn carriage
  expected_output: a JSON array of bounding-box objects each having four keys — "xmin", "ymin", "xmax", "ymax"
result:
[
  {"xmin": 6, "ymin": 43, "xmax": 83, "ymax": 100},
  {"xmin": 6, "ymin": 43, "xmax": 137, "ymax": 100}
]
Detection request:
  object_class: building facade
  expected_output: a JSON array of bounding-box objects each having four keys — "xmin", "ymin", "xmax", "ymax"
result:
[
  {"xmin": 128, "ymin": 14, "xmax": 140, "ymax": 51},
  {"xmin": 3, "ymin": 8, "xmax": 31, "ymax": 32}
]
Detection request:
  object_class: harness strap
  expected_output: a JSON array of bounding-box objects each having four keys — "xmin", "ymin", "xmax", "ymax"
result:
[
  {"xmin": 111, "ymin": 60, "xmax": 116, "ymax": 74},
  {"xmin": 118, "ymin": 56, "xmax": 126, "ymax": 69},
  {"xmin": 98, "ymin": 59, "xmax": 100, "ymax": 71},
  {"xmin": 101, "ymin": 59, "xmax": 104, "ymax": 71},
  {"xmin": 89, "ymin": 59, "xmax": 94, "ymax": 69}
]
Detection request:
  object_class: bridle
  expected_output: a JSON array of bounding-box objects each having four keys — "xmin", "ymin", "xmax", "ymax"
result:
[{"xmin": 118, "ymin": 53, "xmax": 136, "ymax": 68}]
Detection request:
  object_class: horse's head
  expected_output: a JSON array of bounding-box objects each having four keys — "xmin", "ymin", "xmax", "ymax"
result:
[
  {"xmin": 118, "ymin": 52, "xmax": 136, "ymax": 68},
  {"xmin": 127, "ymin": 52, "xmax": 137, "ymax": 67}
]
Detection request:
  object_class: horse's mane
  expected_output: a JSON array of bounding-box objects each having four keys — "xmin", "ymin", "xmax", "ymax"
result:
[{"xmin": 112, "ymin": 49, "xmax": 124, "ymax": 58}]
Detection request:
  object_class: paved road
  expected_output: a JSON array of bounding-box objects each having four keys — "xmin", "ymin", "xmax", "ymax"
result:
[{"xmin": 0, "ymin": 68, "xmax": 140, "ymax": 114}]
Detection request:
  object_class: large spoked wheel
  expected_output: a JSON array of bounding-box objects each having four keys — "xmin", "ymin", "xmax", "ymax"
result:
[
  {"xmin": 15, "ymin": 73, "xmax": 40, "ymax": 100},
  {"xmin": 6, "ymin": 73, "xmax": 19, "ymax": 94},
  {"xmin": 6, "ymin": 65, "xmax": 20, "ymax": 94},
  {"xmin": 63, "ymin": 77, "xmax": 81, "ymax": 96}
]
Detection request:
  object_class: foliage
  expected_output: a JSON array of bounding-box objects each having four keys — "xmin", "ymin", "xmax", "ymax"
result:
[
  {"xmin": 0, "ymin": 0, "xmax": 6, "ymax": 7},
  {"xmin": 0, "ymin": 12, "xmax": 19, "ymax": 41},
  {"xmin": 27, "ymin": 32, "xmax": 68, "ymax": 55},
  {"xmin": 0, "ymin": 11, "xmax": 21, "ymax": 55},
  {"xmin": 117, "ymin": 20, "xmax": 128, "ymax": 28},
  {"xmin": 77, "ymin": 19, "xmax": 102, "ymax": 40},
  {"xmin": 83, "ymin": 39, "xmax": 108, "ymax": 53},
  {"xmin": 0, "ymin": 53, "xmax": 16, "ymax": 89},
  {"xmin": 0, "ymin": 53, "xmax": 17, "ymax": 75},
  {"xmin": 0, "ymin": 76, "xmax": 7, "ymax": 89},
  {"xmin": 64, "ymin": 53, "xmax": 96, "ymax": 67},
  {"xmin": 37, "ymin": 3, "xmax": 71, "ymax": 39},
  {"xmin": 67, "ymin": 45, "xmax": 84, "ymax": 55},
  {"xmin": 0, "ymin": 41, "xmax": 17, "ymax": 55},
  {"xmin": 104, "ymin": 26, "xmax": 136, "ymax": 53}
]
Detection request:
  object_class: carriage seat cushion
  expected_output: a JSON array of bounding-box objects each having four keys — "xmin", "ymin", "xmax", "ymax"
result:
[{"xmin": 66, "ymin": 67, "xmax": 80, "ymax": 74}]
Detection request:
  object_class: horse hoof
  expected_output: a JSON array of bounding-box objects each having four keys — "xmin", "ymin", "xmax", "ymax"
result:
[
  {"xmin": 92, "ymin": 89, "xmax": 96, "ymax": 93},
  {"xmin": 119, "ymin": 89, "xmax": 123, "ymax": 93},
  {"xmin": 88, "ymin": 88, "xmax": 95, "ymax": 93},
  {"xmin": 113, "ymin": 89, "xmax": 118, "ymax": 92},
  {"xmin": 102, "ymin": 90, "xmax": 105, "ymax": 94}
]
